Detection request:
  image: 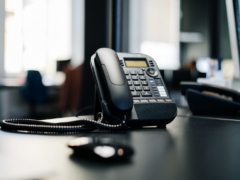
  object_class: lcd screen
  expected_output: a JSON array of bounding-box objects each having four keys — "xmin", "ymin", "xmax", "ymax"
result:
[{"xmin": 125, "ymin": 60, "xmax": 148, "ymax": 67}]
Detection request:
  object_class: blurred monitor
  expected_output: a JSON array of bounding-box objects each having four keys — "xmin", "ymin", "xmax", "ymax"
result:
[
  {"xmin": 56, "ymin": 59, "xmax": 71, "ymax": 72},
  {"xmin": 226, "ymin": 0, "xmax": 240, "ymax": 78}
]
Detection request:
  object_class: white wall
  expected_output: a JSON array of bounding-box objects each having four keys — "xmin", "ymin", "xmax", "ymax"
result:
[
  {"xmin": 71, "ymin": 0, "xmax": 85, "ymax": 67},
  {"xmin": 128, "ymin": 0, "xmax": 180, "ymax": 70},
  {"xmin": 0, "ymin": 0, "xmax": 5, "ymax": 77}
]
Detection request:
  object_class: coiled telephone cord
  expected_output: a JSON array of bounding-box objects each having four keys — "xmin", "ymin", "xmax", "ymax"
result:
[{"xmin": 0, "ymin": 113, "xmax": 127, "ymax": 133}]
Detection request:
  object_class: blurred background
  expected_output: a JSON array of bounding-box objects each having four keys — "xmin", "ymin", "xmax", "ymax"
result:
[{"xmin": 0, "ymin": 0, "xmax": 233, "ymax": 119}]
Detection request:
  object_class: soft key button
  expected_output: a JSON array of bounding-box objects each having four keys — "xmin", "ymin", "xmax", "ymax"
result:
[{"xmin": 149, "ymin": 99, "xmax": 157, "ymax": 102}]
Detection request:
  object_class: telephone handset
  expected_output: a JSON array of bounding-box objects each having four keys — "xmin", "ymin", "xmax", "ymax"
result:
[
  {"xmin": 94, "ymin": 48, "xmax": 133, "ymax": 114},
  {"xmin": 91, "ymin": 48, "xmax": 177, "ymax": 126}
]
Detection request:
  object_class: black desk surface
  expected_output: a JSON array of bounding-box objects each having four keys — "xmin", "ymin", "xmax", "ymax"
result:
[{"xmin": 1, "ymin": 108, "xmax": 240, "ymax": 180}]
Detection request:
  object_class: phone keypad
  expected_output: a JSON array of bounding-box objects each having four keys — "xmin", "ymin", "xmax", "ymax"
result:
[{"xmin": 126, "ymin": 73, "xmax": 168, "ymax": 99}]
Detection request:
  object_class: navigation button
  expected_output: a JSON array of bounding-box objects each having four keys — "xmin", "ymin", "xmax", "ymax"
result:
[{"xmin": 146, "ymin": 68, "xmax": 158, "ymax": 77}]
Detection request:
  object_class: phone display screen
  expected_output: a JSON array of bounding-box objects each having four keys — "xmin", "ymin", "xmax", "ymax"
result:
[{"xmin": 124, "ymin": 59, "xmax": 148, "ymax": 67}]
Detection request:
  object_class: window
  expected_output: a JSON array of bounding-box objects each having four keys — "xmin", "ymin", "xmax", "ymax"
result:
[
  {"xmin": 128, "ymin": 0, "xmax": 180, "ymax": 70},
  {"xmin": 4, "ymin": 0, "xmax": 72, "ymax": 75}
]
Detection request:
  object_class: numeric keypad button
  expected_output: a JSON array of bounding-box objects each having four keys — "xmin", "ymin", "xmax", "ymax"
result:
[
  {"xmin": 126, "ymin": 76, "xmax": 130, "ymax": 80},
  {"xmin": 141, "ymin": 92, "xmax": 152, "ymax": 97},
  {"xmin": 130, "ymin": 71, "xmax": 137, "ymax": 75},
  {"xmin": 133, "ymin": 81, "xmax": 140, "ymax": 86},
  {"xmin": 135, "ymin": 87, "xmax": 142, "ymax": 91},
  {"xmin": 137, "ymin": 70, "xmax": 144, "ymax": 75},
  {"xmin": 141, "ymin": 81, "xmax": 148, "ymax": 86},
  {"xmin": 143, "ymin": 86, "xmax": 150, "ymax": 91},
  {"xmin": 131, "ymin": 91, "xmax": 140, "ymax": 97},
  {"xmin": 139, "ymin": 76, "xmax": 146, "ymax": 80},
  {"xmin": 131, "ymin": 76, "xmax": 138, "ymax": 80},
  {"xmin": 130, "ymin": 86, "xmax": 134, "ymax": 91}
]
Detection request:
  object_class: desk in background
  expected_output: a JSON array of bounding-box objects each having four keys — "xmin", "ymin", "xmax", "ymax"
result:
[{"xmin": 1, "ymin": 108, "xmax": 240, "ymax": 180}]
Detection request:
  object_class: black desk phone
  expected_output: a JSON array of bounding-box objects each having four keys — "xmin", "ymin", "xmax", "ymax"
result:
[
  {"xmin": 181, "ymin": 82, "xmax": 240, "ymax": 116},
  {"xmin": 90, "ymin": 48, "xmax": 177, "ymax": 126},
  {"xmin": 0, "ymin": 48, "xmax": 177, "ymax": 133}
]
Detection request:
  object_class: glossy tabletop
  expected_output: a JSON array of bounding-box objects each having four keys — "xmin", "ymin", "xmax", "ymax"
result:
[{"xmin": 0, "ymin": 109, "xmax": 240, "ymax": 180}]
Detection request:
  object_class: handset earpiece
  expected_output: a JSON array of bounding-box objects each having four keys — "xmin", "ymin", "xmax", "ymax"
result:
[{"xmin": 95, "ymin": 48, "xmax": 133, "ymax": 114}]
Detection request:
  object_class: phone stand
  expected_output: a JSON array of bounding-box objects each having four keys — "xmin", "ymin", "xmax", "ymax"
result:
[{"xmin": 94, "ymin": 87, "xmax": 102, "ymax": 120}]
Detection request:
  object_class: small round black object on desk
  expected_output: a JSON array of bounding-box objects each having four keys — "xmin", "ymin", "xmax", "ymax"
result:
[{"xmin": 68, "ymin": 137, "xmax": 134, "ymax": 161}]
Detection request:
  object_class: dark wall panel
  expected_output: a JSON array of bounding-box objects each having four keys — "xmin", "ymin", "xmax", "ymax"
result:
[{"xmin": 80, "ymin": 0, "xmax": 108, "ymax": 110}]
